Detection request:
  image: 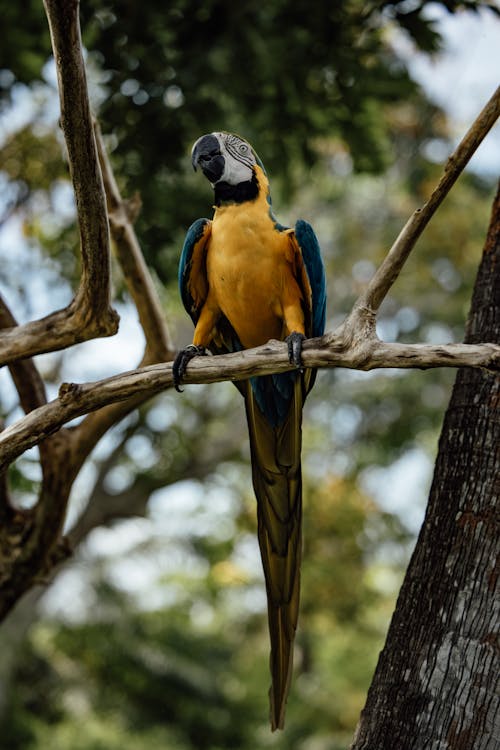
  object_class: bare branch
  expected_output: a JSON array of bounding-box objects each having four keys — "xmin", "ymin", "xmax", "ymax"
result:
[
  {"xmin": 0, "ymin": 417, "xmax": 12, "ymax": 521},
  {"xmin": 0, "ymin": 1, "xmax": 129, "ymax": 616},
  {"xmin": 0, "ymin": 0, "xmax": 119, "ymax": 366},
  {"xmin": 0, "ymin": 294, "xmax": 73, "ymax": 612},
  {"xmin": 0, "ymin": 295, "xmax": 47, "ymax": 412},
  {"xmin": 63, "ymin": 124, "xmax": 178, "ymax": 473},
  {"xmin": 44, "ymin": 0, "xmax": 111, "ymax": 312},
  {"xmin": 352, "ymin": 85, "xmax": 500, "ymax": 319},
  {"xmin": 0, "ymin": 6, "xmax": 497, "ymax": 620},
  {"xmin": 0, "ymin": 335, "xmax": 498, "ymax": 473},
  {"xmin": 1, "ymin": 1, "xmax": 177, "ymax": 616},
  {"xmin": 94, "ymin": 122, "xmax": 175, "ymax": 363}
]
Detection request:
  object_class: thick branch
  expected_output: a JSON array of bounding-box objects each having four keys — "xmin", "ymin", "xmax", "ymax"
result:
[
  {"xmin": 350, "ymin": 85, "xmax": 500, "ymax": 320},
  {"xmin": 0, "ymin": 336, "xmax": 498, "ymax": 473},
  {"xmin": 44, "ymin": 0, "xmax": 114, "ymax": 316},
  {"xmin": 350, "ymin": 179, "xmax": 500, "ymax": 750},
  {"xmin": 0, "ymin": 0, "xmax": 118, "ymax": 366},
  {"xmin": 0, "ymin": 297, "xmax": 72, "ymax": 607},
  {"xmin": 1, "ymin": 1, "xmax": 178, "ymax": 616}
]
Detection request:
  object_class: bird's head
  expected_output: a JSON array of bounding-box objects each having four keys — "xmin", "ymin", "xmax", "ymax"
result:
[{"xmin": 191, "ymin": 132, "xmax": 259, "ymax": 187}]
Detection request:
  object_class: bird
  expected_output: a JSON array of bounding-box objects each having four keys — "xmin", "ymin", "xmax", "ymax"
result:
[{"xmin": 173, "ymin": 132, "xmax": 326, "ymax": 730}]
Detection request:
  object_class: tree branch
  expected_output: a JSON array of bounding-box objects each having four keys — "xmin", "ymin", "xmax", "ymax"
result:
[
  {"xmin": 348, "ymin": 85, "xmax": 500, "ymax": 324},
  {"xmin": 0, "ymin": 0, "xmax": 119, "ymax": 366},
  {"xmin": 44, "ymin": 0, "xmax": 112, "ymax": 314},
  {"xmin": 0, "ymin": 1, "xmax": 498, "ymax": 620},
  {"xmin": 64, "ymin": 124, "xmax": 178, "ymax": 474},
  {"xmin": 0, "ymin": 335, "xmax": 498, "ymax": 473},
  {"xmin": 0, "ymin": 2, "xmax": 182, "ymax": 617},
  {"xmin": 0, "ymin": 295, "xmax": 47, "ymax": 413},
  {"xmin": 94, "ymin": 122, "xmax": 175, "ymax": 363}
]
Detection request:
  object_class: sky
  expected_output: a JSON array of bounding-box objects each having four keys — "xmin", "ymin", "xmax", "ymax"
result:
[{"xmin": 404, "ymin": 5, "xmax": 500, "ymax": 176}]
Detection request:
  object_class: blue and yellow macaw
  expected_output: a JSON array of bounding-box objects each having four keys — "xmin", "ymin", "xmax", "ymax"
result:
[{"xmin": 173, "ymin": 132, "xmax": 326, "ymax": 730}]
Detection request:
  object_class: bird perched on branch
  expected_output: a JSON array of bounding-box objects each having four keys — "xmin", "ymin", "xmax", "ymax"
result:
[{"xmin": 173, "ymin": 132, "xmax": 326, "ymax": 730}]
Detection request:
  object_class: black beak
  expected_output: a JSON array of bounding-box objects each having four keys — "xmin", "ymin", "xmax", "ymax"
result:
[{"xmin": 191, "ymin": 134, "xmax": 225, "ymax": 183}]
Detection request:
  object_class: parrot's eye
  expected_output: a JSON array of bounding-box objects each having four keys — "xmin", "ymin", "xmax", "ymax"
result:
[{"xmin": 238, "ymin": 143, "xmax": 249, "ymax": 153}]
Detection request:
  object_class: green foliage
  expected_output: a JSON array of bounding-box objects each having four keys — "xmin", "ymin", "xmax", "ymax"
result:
[
  {"xmin": 0, "ymin": 1, "xmax": 50, "ymax": 88},
  {"xmin": 2, "ymin": 0, "xmax": 497, "ymax": 279},
  {"xmin": 0, "ymin": 474, "xmax": 404, "ymax": 750},
  {"xmin": 1, "ymin": 125, "xmax": 64, "ymax": 190},
  {"xmin": 1, "ymin": 1, "xmax": 498, "ymax": 747}
]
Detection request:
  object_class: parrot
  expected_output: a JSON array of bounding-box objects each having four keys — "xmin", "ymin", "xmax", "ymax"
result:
[{"xmin": 173, "ymin": 132, "xmax": 326, "ymax": 730}]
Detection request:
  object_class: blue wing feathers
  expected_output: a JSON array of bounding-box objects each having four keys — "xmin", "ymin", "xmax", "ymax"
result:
[
  {"xmin": 294, "ymin": 220, "xmax": 327, "ymax": 338},
  {"xmin": 251, "ymin": 220, "xmax": 326, "ymax": 428},
  {"xmin": 179, "ymin": 216, "xmax": 326, "ymax": 429},
  {"xmin": 179, "ymin": 218, "xmax": 210, "ymax": 324},
  {"xmin": 251, "ymin": 372, "xmax": 298, "ymax": 428}
]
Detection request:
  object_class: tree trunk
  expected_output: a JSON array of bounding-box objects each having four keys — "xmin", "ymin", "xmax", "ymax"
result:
[{"xmin": 351, "ymin": 183, "xmax": 500, "ymax": 750}]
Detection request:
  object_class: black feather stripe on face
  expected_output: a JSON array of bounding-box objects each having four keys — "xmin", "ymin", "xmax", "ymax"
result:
[{"xmin": 224, "ymin": 135, "xmax": 255, "ymax": 169}]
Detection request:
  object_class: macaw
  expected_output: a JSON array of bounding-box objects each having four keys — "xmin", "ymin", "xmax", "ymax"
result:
[{"xmin": 173, "ymin": 132, "xmax": 326, "ymax": 730}]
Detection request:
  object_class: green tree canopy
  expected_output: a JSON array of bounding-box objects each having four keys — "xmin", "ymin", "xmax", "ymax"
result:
[
  {"xmin": 2, "ymin": 0, "xmax": 498, "ymax": 277},
  {"xmin": 0, "ymin": 1, "xmax": 498, "ymax": 747}
]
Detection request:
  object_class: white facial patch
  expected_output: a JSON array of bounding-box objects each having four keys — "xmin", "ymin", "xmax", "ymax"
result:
[{"xmin": 214, "ymin": 132, "xmax": 256, "ymax": 185}]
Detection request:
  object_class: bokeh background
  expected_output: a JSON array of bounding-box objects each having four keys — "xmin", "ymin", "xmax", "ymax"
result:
[{"xmin": 1, "ymin": 2, "xmax": 499, "ymax": 748}]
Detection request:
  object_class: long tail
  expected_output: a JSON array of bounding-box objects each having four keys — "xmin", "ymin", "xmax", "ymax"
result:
[{"xmin": 243, "ymin": 376, "xmax": 304, "ymax": 731}]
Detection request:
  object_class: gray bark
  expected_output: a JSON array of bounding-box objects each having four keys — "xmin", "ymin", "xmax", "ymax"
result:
[{"xmin": 351, "ymin": 185, "xmax": 500, "ymax": 749}]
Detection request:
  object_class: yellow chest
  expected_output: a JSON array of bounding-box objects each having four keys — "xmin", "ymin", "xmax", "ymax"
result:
[{"xmin": 207, "ymin": 203, "xmax": 294, "ymax": 347}]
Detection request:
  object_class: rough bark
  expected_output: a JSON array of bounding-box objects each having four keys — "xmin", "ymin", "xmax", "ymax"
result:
[{"xmin": 350, "ymin": 185, "xmax": 500, "ymax": 750}]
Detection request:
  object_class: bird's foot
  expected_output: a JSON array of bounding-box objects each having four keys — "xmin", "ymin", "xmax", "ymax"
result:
[
  {"xmin": 172, "ymin": 345, "xmax": 206, "ymax": 392},
  {"xmin": 285, "ymin": 331, "xmax": 306, "ymax": 369}
]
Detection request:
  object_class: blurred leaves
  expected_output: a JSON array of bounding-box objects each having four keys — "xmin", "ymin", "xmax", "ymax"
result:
[
  {"xmin": 1, "ymin": 472, "xmax": 406, "ymax": 750},
  {"xmin": 0, "ymin": 0, "xmax": 498, "ymax": 747},
  {"xmin": 1, "ymin": 0, "xmax": 497, "ymax": 279}
]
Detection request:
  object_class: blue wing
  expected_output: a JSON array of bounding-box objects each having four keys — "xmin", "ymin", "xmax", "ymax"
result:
[
  {"xmin": 178, "ymin": 218, "xmax": 212, "ymax": 326},
  {"xmin": 294, "ymin": 219, "xmax": 327, "ymax": 339},
  {"xmin": 179, "ymin": 217, "xmax": 243, "ymax": 362},
  {"xmin": 250, "ymin": 220, "xmax": 326, "ymax": 426}
]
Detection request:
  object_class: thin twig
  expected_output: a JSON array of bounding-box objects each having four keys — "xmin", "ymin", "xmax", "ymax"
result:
[
  {"xmin": 94, "ymin": 122, "xmax": 175, "ymax": 362},
  {"xmin": 354, "ymin": 85, "xmax": 500, "ymax": 316}
]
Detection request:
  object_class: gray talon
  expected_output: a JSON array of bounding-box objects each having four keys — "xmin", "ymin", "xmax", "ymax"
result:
[{"xmin": 286, "ymin": 332, "xmax": 306, "ymax": 368}]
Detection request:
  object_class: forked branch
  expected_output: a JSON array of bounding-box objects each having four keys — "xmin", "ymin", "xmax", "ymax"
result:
[
  {"xmin": 0, "ymin": 0, "xmax": 118, "ymax": 367},
  {"xmin": 2, "ymin": 86, "xmax": 498, "ymax": 469},
  {"xmin": 0, "ymin": 0, "xmax": 178, "ymax": 619}
]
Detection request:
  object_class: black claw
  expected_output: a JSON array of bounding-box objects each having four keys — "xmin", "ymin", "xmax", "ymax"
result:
[
  {"xmin": 286, "ymin": 332, "xmax": 306, "ymax": 368},
  {"xmin": 173, "ymin": 345, "xmax": 206, "ymax": 392}
]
